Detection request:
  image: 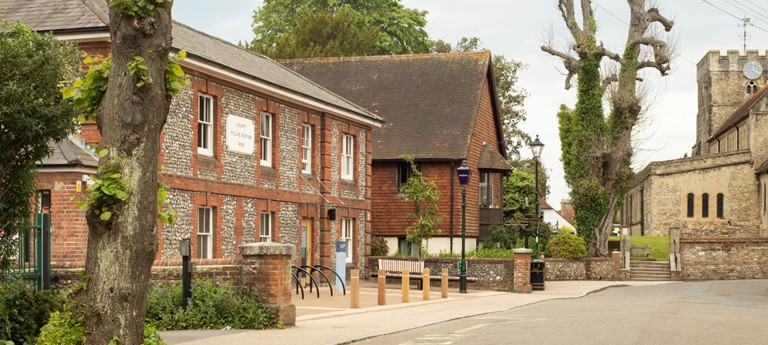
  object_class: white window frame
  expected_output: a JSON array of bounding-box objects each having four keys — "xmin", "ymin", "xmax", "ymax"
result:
[
  {"xmin": 197, "ymin": 207, "xmax": 213, "ymax": 259},
  {"xmin": 477, "ymin": 171, "xmax": 490, "ymax": 206},
  {"xmin": 260, "ymin": 212, "xmax": 272, "ymax": 242},
  {"xmin": 341, "ymin": 218, "xmax": 354, "ymax": 263},
  {"xmin": 341, "ymin": 134, "xmax": 354, "ymax": 180},
  {"xmin": 301, "ymin": 124, "xmax": 312, "ymax": 174},
  {"xmin": 260, "ymin": 112, "xmax": 273, "ymax": 167},
  {"xmin": 197, "ymin": 94, "xmax": 214, "ymax": 156}
]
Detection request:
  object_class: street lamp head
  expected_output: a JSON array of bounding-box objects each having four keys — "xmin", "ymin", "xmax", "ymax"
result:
[
  {"xmin": 457, "ymin": 159, "xmax": 471, "ymax": 186},
  {"xmin": 179, "ymin": 237, "xmax": 191, "ymax": 257},
  {"xmin": 529, "ymin": 135, "xmax": 544, "ymax": 159}
]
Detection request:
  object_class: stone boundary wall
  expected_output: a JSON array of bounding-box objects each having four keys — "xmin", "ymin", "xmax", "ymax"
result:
[
  {"xmin": 543, "ymin": 257, "xmax": 615, "ymax": 281},
  {"xmin": 365, "ymin": 256, "xmax": 514, "ymax": 290},
  {"xmin": 680, "ymin": 237, "xmax": 768, "ymax": 280},
  {"xmin": 366, "ymin": 255, "xmax": 619, "ymax": 289}
]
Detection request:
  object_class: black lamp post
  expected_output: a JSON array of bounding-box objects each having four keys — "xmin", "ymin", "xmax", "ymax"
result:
[
  {"xmin": 456, "ymin": 160, "xmax": 471, "ymax": 293},
  {"xmin": 529, "ymin": 135, "xmax": 544, "ymax": 251},
  {"xmin": 179, "ymin": 237, "xmax": 192, "ymax": 310}
]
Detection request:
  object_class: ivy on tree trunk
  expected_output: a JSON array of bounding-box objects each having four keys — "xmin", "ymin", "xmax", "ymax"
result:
[
  {"xmin": 75, "ymin": 2, "xmax": 175, "ymax": 344},
  {"xmin": 542, "ymin": 0, "xmax": 673, "ymax": 256}
]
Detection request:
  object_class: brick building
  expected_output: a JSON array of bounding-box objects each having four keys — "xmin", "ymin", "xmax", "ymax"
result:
[
  {"xmin": 283, "ymin": 52, "xmax": 512, "ymax": 255},
  {"xmin": 3, "ymin": 0, "xmax": 383, "ymax": 271},
  {"xmin": 622, "ymin": 50, "xmax": 768, "ymax": 279}
]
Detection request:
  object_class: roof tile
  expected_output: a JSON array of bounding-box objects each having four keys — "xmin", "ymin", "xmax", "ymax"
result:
[{"xmin": 282, "ymin": 52, "xmax": 495, "ymax": 160}]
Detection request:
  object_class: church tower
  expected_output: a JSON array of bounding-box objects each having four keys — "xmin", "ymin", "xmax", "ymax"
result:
[{"xmin": 694, "ymin": 50, "xmax": 767, "ymax": 156}]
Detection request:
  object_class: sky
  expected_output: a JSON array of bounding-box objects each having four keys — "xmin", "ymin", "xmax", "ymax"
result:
[{"xmin": 172, "ymin": 0, "xmax": 768, "ymax": 208}]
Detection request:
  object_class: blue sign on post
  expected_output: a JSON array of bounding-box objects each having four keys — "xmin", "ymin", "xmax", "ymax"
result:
[{"xmin": 335, "ymin": 241, "xmax": 347, "ymax": 292}]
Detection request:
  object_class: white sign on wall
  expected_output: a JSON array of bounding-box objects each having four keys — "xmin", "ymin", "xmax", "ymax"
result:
[{"xmin": 225, "ymin": 115, "xmax": 255, "ymax": 155}]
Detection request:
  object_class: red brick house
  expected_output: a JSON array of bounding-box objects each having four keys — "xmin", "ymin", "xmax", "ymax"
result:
[
  {"xmin": 283, "ymin": 52, "xmax": 512, "ymax": 254},
  {"xmin": 2, "ymin": 0, "xmax": 383, "ymax": 271}
]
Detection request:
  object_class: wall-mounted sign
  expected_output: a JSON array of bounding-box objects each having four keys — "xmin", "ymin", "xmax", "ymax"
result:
[{"xmin": 225, "ymin": 115, "xmax": 255, "ymax": 155}]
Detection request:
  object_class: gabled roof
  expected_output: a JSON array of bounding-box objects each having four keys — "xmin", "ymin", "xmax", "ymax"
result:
[
  {"xmin": 0, "ymin": 0, "xmax": 382, "ymax": 126},
  {"xmin": 281, "ymin": 52, "xmax": 505, "ymax": 161},
  {"xmin": 478, "ymin": 143, "xmax": 512, "ymax": 171},
  {"xmin": 0, "ymin": 0, "xmax": 109, "ymax": 31},
  {"xmin": 39, "ymin": 136, "xmax": 98, "ymax": 169},
  {"xmin": 709, "ymin": 82, "xmax": 768, "ymax": 141}
]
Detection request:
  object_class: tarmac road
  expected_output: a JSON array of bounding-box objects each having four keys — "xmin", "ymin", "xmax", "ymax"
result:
[{"xmin": 353, "ymin": 280, "xmax": 768, "ymax": 345}]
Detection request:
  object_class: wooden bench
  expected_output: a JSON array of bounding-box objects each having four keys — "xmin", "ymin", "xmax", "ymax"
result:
[
  {"xmin": 630, "ymin": 246, "xmax": 651, "ymax": 257},
  {"xmin": 371, "ymin": 259, "xmax": 479, "ymax": 290},
  {"xmin": 374, "ymin": 259, "xmax": 426, "ymax": 289}
]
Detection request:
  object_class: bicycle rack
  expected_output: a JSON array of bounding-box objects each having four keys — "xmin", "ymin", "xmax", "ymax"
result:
[
  {"xmin": 290, "ymin": 272, "xmax": 305, "ymax": 299},
  {"xmin": 291, "ymin": 265, "xmax": 320, "ymax": 298},
  {"xmin": 301, "ymin": 265, "xmax": 333, "ymax": 296},
  {"xmin": 312, "ymin": 264, "xmax": 346, "ymax": 296}
]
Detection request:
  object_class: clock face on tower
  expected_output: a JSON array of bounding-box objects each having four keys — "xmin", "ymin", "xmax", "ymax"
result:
[{"xmin": 743, "ymin": 60, "xmax": 763, "ymax": 80}]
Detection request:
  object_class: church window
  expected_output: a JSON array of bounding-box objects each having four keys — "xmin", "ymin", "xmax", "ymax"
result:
[
  {"xmin": 686, "ymin": 193, "xmax": 694, "ymax": 218},
  {"xmin": 701, "ymin": 193, "xmax": 709, "ymax": 218},
  {"xmin": 716, "ymin": 193, "xmax": 724, "ymax": 218},
  {"xmin": 747, "ymin": 81, "xmax": 759, "ymax": 95}
]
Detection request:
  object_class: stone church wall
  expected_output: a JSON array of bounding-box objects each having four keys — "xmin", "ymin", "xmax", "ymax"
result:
[{"xmin": 627, "ymin": 151, "xmax": 758, "ymax": 237}]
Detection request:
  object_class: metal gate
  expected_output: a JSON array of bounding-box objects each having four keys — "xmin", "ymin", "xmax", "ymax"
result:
[{"xmin": 2, "ymin": 213, "xmax": 51, "ymax": 291}]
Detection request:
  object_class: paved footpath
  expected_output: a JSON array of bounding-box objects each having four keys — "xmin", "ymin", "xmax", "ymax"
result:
[{"xmin": 161, "ymin": 280, "xmax": 670, "ymax": 345}]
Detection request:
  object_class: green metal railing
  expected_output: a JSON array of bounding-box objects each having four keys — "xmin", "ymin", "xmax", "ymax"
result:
[{"xmin": 2, "ymin": 213, "xmax": 51, "ymax": 291}]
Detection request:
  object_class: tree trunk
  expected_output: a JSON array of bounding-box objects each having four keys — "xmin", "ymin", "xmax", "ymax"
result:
[
  {"xmin": 590, "ymin": 195, "xmax": 617, "ymax": 257},
  {"xmin": 78, "ymin": 4, "xmax": 174, "ymax": 344}
]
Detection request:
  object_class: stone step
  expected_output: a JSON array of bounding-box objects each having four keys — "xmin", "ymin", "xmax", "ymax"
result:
[
  {"xmin": 630, "ymin": 276, "xmax": 672, "ymax": 281},
  {"xmin": 631, "ymin": 269, "xmax": 671, "ymax": 275},
  {"xmin": 630, "ymin": 261, "xmax": 670, "ymax": 266},
  {"xmin": 631, "ymin": 264, "xmax": 670, "ymax": 269},
  {"xmin": 630, "ymin": 261, "xmax": 671, "ymax": 281},
  {"xmin": 631, "ymin": 270, "xmax": 671, "ymax": 276}
]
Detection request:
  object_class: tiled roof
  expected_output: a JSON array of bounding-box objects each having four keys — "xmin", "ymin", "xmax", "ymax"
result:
[
  {"xmin": 0, "ymin": 0, "xmax": 108, "ymax": 31},
  {"xmin": 0, "ymin": 0, "xmax": 380, "ymax": 124},
  {"xmin": 39, "ymin": 136, "xmax": 98, "ymax": 168},
  {"xmin": 478, "ymin": 143, "xmax": 512, "ymax": 170},
  {"xmin": 282, "ymin": 52, "xmax": 499, "ymax": 160},
  {"xmin": 540, "ymin": 198, "xmax": 553, "ymax": 210},
  {"xmin": 709, "ymin": 82, "xmax": 768, "ymax": 141},
  {"xmin": 559, "ymin": 200, "xmax": 575, "ymax": 226}
]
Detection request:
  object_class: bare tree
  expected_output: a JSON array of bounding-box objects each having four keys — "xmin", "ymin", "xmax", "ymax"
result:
[{"xmin": 542, "ymin": 0, "xmax": 673, "ymax": 256}]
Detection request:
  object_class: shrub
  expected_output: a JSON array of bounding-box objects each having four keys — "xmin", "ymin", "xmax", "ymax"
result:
[
  {"xmin": 36, "ymin": 308, "xmax": 84, "ymax": 345},
  {"xmin": 432, "ymin": 248, "xmax": 515, "ymax": 258},
  {"xmin": 370, "ymin": 237, "xmax": 389, "ymax": 256},
  {"xmin": 145, "ymin": 279, "xmax": 281, "ymax": 331},
  {"xmin": 482, "ymin": 224, "xmax": 518, "ymax": 250},
  {"xmin": 0, "ymin": 281, "xmax": 63, "ymax": 344},
  {"xmin": 545, "ymin": 233, "xmax": 587, "ymax": 259},
  {"xmin": 37, "ymin": 305, "xmax": 165, "ymax": 345}
]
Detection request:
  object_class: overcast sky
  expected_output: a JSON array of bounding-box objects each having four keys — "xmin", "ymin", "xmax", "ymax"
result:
[{"xmin": 173, "ymin": 0, "xmax": 768, "ymax": 208}]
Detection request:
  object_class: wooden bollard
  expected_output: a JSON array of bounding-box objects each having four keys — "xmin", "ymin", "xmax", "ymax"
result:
[
  {"xmin": 441, "ymin": 268, "xmax": 448, "ymax": 298},
  {"xmin": 350, "ymin": 269, "xmax": 360, "ymax": 309},
  {"xmin": 377, "ymin": 269, "xmax": 386, "ymax": 305},
  {"xmin": 402, "ymin": 268, "xmax": 409, "ymax": 303},
  {"xmin": 422, "ymin": 267, "xmax": 431, "ymax": 300}
]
